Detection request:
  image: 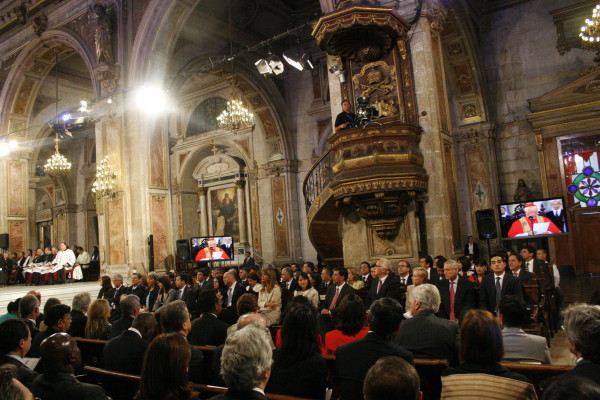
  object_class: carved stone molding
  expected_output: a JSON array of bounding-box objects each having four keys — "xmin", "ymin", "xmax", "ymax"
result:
[{"xmin": 94, "ymin": 64, "xmax": 120, "ymax": 93}]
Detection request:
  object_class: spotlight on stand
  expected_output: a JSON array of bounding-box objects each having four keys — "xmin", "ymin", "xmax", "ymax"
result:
[
  {"xmin": 329, "ymin": 63, "xmax": 345, "ymax": 83},
  {"xmin": 255, "ymin": 53, "xmax": 285, "ymax": 77},
  {"xmin": 283, "ymin": 46, "xmax": 314, "ymax": 71}
]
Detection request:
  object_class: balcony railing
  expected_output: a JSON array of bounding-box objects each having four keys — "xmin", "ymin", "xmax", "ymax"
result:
[{"xmin": 302, "ymin": 147, "xmax": 333, "ymax": 212}]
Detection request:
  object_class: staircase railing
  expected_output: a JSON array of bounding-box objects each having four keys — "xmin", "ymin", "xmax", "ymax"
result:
[{"xmin": 302, "ymin": 147, "xmax": 334, "ymax": 212}]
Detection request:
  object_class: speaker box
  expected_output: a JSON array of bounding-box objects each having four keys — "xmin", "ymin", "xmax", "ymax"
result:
[
  {"xmin": 0, "ymin": 233, "xmax": 8, "ymax": 249},
  {"xmin": 475, "ymin": 209, "xmax": 497, "ymax": 240},
  {"xmin": 176, "ymin": 239, "xmax": 190, "ymax": 260}
]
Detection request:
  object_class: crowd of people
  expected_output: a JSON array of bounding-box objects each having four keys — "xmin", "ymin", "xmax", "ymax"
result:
[
  {"xmin": 0, "ymin": 243, "xmax": 99, "ymax": 286},
  {"xmin": 0, "ymin": 247, "xmax": 599, "ymax": 400}
]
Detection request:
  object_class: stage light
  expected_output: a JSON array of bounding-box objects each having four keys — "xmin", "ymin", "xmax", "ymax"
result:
[
  {"xmin": 61, "ymin": 113, "xmax": 71, "ymax": 121},
  {"xmin": 255, "ymin": 53, "xmax": 285, "ymax": 76},
  {"xmin": 135, "ymin": 84, "xmax": 167, "ymax": 114},
  {"xmin": 329, "ymin": 63, "xmax": 345, "ymax": 83},
  {"xmin": 283, "ymin": 46, "xmax": 314, "ymax": 71},
  {"xmin": 78, "ymin": 100, "xmax": 88, "ymax": 112}
]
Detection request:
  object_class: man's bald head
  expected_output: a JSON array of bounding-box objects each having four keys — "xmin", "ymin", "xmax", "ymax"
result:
[
  {"xmin": 40, "ymin": 333, "xmax": 81, "ymax": 372},
  {"xmin": 237, "ymin": 313, "xmax": 267, "ymax": 330}
]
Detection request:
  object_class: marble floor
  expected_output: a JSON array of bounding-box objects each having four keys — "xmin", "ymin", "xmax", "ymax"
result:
[{"xmin": 0, "ymin": 281, "xmax": 100, "ymax": 314}]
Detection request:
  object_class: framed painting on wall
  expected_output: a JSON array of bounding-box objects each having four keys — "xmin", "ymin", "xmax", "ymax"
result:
[{"xmin": 209, "ymin": 186, "xmax": 239, "ymax": 242}]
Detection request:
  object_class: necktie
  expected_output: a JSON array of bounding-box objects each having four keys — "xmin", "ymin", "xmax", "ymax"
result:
[
  {"xmin": 495, "ymin": 277, "xmax": 502, "ymax": 311},
  {"xmin": 449, "ymin": 281, "xmax": 456, "ymax": 321},
  {"xmin": 401, "ymin": 278, "xmax": 405, "ymax": 285},
  {"xmin": 514, "ymin": 271, "xmax": 519, "ymax": 278},
  {"xmin": 330, "ymin": 287, "xmax": 340, "ymax": 310},
  {"xmin": 377, "ymin": 279, "xmax": 383, "ymax": 293},
  {"xmin": 178, "ymin": 289, "xmax": 183, "ymax": 300},
  {"xmin": 555, "ymin": 211, "xmax": 558, "ymax": 217},
  {"xmin": 227, "ymin": 287, "xmax": 233, "ymax": 307}
]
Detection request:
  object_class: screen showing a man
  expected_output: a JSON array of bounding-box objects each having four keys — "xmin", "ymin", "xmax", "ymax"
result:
[
  {"xmin": 507, "ymin": 203, "xmax": 561, "ymax": 238},
  {"xmin": 192, "ymin": 237, "xmax": 232, "ymax": 261}
]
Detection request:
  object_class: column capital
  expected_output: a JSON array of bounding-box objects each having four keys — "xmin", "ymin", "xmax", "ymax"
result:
[
  {"xmin": 235, "ymin": 180, "xmax": 246, "ymax": 189},
  {"xmin": 198, "ymin": 186, "xmax": 208, "ymax": 196}
]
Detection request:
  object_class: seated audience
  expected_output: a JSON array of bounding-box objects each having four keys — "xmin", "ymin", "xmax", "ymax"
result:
[
  {"xmin": 363, "ymin": 356, "xmax": 422, "ymax": 400},
  {"xmin": 38, "ymin": 298, "xmax": 61, "ymax": 332},
  {"xmin": 31, "ymin": 332, "xmax": 108, "ymax": 400},
  {"xmin": 18, "ymin": 294, "xmax": 40, "ymax": 346},
  {"xmin": 0, "ymin": 364, "xmax": 34, "ymax": 400},
  {"xmin": 143, "ymin": 272, "xmax": 159, "ymax": 312},
  {"xmin": 160, "ymin": 300, "xmax": 203, "ymax": 383},
  {"xmin": 152, "ymin": 275, "xmax": 173, "ymax": 312},
  {"xmin": 97, "ymin": 276, "xmax": 114, "ymax": 300},
  {"xmin": 441, "ymin": 309, "xmax": 536, "ymax": 400},
  {"xmin": 508, "ymin": 254, "xmax": 533, "ymax": 284},
  {"xmin": 267, "ymin": 303, "xmax": 327, "ymax": 399},
  {"xmin": 366, "ymin": 259, "xmax": 402, "ymax": 307},
  {"xmin": 246, "ymin": 272, "xmax": 261, "ymax": 295},
  {"xmin": 436, "ymin": 260, "xmax": 476, "ymax": 321},
  {"xmin": 226, "ymin": 294, "xmax": 260, "ymax": 338},
  {"xmin": 189, "ymin": 290, "xmax": 228, "ymax": 346},
  {"xmin": 561, "ymin": 304, "xmax": 600, "ymax": 385},
  {"xmin": 85, "ymin": 299, "xmax": 112, "ymax": 340},
  {"xmin": 324, "ymin": 293, "xmax": 369, "ymax": 355},
  {"xmin": 542, "ymin": 375, "xmax": 600, "ymax": 400},
  {"xmin": 30, "ymin": 304, "xmax": 72, "ymax": 357},
  {"xmin": 126, "ymin": 273, "xmax": 147, "ymax": 304},
  {"xmin": 0, "ymin": 319, "xmax": 39, "ymax": 388},
  {"xmin": 220, "ymin": 270, "xmax": 244, "ymax": 325},
  {"xmin": 479, "ymin": 254, "xmax": 522, "ymax": 315},
  {"xmin": 395, "ymin": 284, "xmax": 458, "ymax": 365},
  {"xmin": 336, "ymin": 297, "xmax": 413, "ymax": 400},
  {"xmin": 135, "ymin": 333, "xmax": 193, "ymax": 400},
  {"xmin": 0, "ymin": 298, "xmax": 20, "ymax": 323},
  {"xmin": 101, "ymin": 313, "xmax": 157, "ymax": 375},
  {"xmin": 211, "ymin": 325, "xmax": 272, "ymax": 400},
  {"xmin": 499, "ymin": 296, "xmax": 551, "ymax": 364},
  {"xmin": 109, "ymin": 294, "xmax": 140, "ymax": 339},
  {"xmin": 319, "ymin": 267, "xmax": 355, "ymax": 336},
  {"xmin": 468, "ymin": 258, "xmax": 489, "ymax": 290},
  {"xmin": 293, "ymin": 272, "xmax": 319, "ymax": 309},
  {"xmin": 213, "ymin": 276, "xmax": 227, "ymax": 302},
  {"xmin": 67, "ymin": 292, "xmax": 91, "ymax": 338},
  {"xmin": 258, "ymin": 268, "xmax": 282, "ymax": 326},
  {"xmin": 405, "ymin": 267, "xmax": 427, "ymax": 312}
]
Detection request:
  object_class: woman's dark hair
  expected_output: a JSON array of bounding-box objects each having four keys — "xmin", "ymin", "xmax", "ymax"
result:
[
  {"xmin": 101, "ymin": 275, "xmax": 112, "ymax": 288},
  {"xmin": 214, "ymin": 276, "xmax": 226, "ymax": 297},
  {"xmin": 7, "ymin": 298, "xmax": 20, "ymax": 314},
  {"xmin": 457, "ymin": 256, "xmax": 471, "ymax": 274},
  {"xmin": 43, "ymin": 298, "xmax": 61, "ymax": 315},
  {"xmin": 158, "ymin": 276, "xmax": 171, "ymax": 293},
  {"xmin": 309, "ymin": 272, "xmax": 321, "ymax": 287},
  {"xmin": 136, "ymin": 333, "xmax": 192, "ymax": 400},
  {"xmin": 277, "ymin": 303, "xmax": 319, "ymax": 367},
  {"xmin": 337, "ymin": 293, "xmax": 366, "ymax": 336},
  {"xmin": 296, "ymin": 272, "xmax": 312, "ymax": 289},
  {"xmin": 459, "ymin": 309, "xmax": 504, "ymax": 365},
  {"xmin": 474, "ymin": 258, "xmax": 488, "ymax": 268},
  {"xmin": 247, "ymin": 272, "xmax": 259, "ymax": 282}
]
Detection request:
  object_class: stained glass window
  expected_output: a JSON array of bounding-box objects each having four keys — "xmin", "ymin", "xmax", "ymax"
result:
[{"xmin": 561, "ymin": 134, "xmax": 600, "ymax": 207}]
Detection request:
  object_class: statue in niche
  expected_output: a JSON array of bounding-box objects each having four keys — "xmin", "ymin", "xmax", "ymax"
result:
[
  {"xmin": 92, "ymin": 3, "xmax": 114, "ymax": 65},
  {"xmin": 513, "ymin": 179, "xmax": 533, "ymax": 202}
]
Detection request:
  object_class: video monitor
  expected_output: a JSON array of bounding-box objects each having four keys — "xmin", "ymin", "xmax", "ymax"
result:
[
  {"xmin": 190, "ymin": 236, "xmax": 234, "ymax": 261},
  {"xmin": 498, "ymin": 197, "xmax": 568, "ymax": 240}
]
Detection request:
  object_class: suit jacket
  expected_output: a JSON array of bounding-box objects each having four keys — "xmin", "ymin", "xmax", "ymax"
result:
[
  {"xmin": 172, "ymin": 286, "xmax": 198, "ymax": 316},
  {"xmin": 220, "ymin": 281, "xmax": 245, "ymax": 325},
  {"xmin": 323, "ymin": 283, "xmax": 355, "ymax": 312},
  {"xmin": 126, "ymin": 285, "xmax": 147, "ymax": 304},
  {"xmin": 145, "ymin": 287, "xmax": 159, "ymax": 310},
  {"xmin": 359, "ymin": 273, "xmax": 373, "ymax": 291},
  {"xmin": 366, "ymin": 274, "xmax": 402, "ymax": 307},
  {"xmin": 428, "ymin": 268, "xmax": 439, "ymax": 283},
  {"xmin": 546, "ymin": 209, "xmax": 566, "ymax": 232},
  {"xmin": 564, "ymin": 359, "xmax": 600, "ymax": 385},
  {"xmin": 189, "ymin": 313, "xmax": 228, "ymax": 346},
  {"xmin": 221, "ymin": 243, "xmax": 234, "ymax": 259},
  {"xmin": 24, "ymin": 318, "xmax": 40, "ymax": 344},
  {"xmin": 194, "ymin": 280, "xmax": 212, "ymax": 293},
  {"xmin": 31, "ymin": 371, "xmax": 107, "ymax": 400},
  {"xmin": 512, "ymin": 269, "xmax": 533, "ymax": 285},
  {"xmin": 463, "ymin": 242, "xmax": 480, "ymax": 259},
  {"xmin": 97, "ymin": 286, "xmax": 115, "ymax": 301},
  {"xmin": 211, "ymin": 390, "xmax": 267, "ymax": 400},
  {"xmin": 101, "ymin": 329, "xmax": 148, "ymax": 374},
  {"xmin": 110, "ymin": 285, "xmax": 127, "ymax": 309},
  {"xmin": 30, "ymin": 327, "xmax": 59, "ymax": 358},
  {"xmin": 188, "ymin": 341, "xmax": 204, "ymax": 383},
  {"xmin": 501, "ymin": 327, "xmax": 551, "ymax": 364},
  {"xmin": 336, "ymin": 332, "xmax": 413, "ymax": 400},
  {"xmin": 398, "ymin": 274, "xmax": 412, "ymax": 286},
  {"xmin": 109, "ymin": 315, "xmax": 134, "ymax": 339},
  {"xmin": 436, "ymin": 278, "xmax": 476, "ymax": 321},
  {"xmin": 0, "ymin": 354, "xmax": 39, "ymax": 388},
  {"xmin": 479, "ymin": 273, "xmax": 522, "ymax": 314},
  {"xmin": 267, "ymin": 350, "xmax": 327, "ymax": 399},
  {"xmin": 67, "ymin": 310, "xmax": 87, "ymax": 338},
  {"xmin": 394, "ymin": 310, "xmax": 458, "ymax": 365},
  {"xmin": 241, "ymin": 256, "xmax": 255, "ymax": 269}
]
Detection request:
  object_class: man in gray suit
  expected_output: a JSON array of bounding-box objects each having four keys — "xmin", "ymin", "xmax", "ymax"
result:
[{"xmin": 499, "ymin": 296, "xmax": 551, "ymax": 364}]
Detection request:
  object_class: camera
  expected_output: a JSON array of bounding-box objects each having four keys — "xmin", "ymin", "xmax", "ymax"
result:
[{"xmin": 356, "ymin": 96, "xmax": 379, "ymax": 127}]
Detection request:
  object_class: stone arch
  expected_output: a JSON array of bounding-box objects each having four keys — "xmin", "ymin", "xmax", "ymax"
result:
[{"xmin": 0, "ymin": 28, "xmax": 98, "ymax": 135}]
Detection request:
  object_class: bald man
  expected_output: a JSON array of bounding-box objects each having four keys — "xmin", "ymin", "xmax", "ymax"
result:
[{"xmin": 31, "ymin": 333, "xmax": 107, "ymax": 400}]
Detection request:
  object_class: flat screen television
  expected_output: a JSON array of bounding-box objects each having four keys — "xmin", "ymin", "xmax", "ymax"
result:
[
  {"xmin": 190, "ymin": 236, "xmax": 234, "ymax": 261},
  {"xmin": 498, "ymin": 197, "xmax": 568, "ymax": 239}
]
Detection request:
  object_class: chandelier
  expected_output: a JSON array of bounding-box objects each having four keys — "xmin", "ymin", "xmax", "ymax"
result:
[
  {"xmin": 216, "ymin": 0, "xmax": 254, "ymax": 133},
  {"xmin": 92, "ymin": 156, "xmax": 117, "ymax": 199},
  {"xmin": 44, "ymin": 136, "xmax": 71, "ymax": 176},
  {"xmin": 580, "ymin": 5, "xmax": 600, "ymax": 63}
]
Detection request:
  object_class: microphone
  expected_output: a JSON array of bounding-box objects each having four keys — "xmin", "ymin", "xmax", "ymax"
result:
[{"xmin": 528, "ymin": 216, "xmax": 535, "ymax": 220}]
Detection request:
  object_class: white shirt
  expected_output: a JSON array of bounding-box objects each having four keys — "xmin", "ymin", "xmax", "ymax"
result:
[
  {"xmin": 525, "ymin": 260, "xmax": 533, "ymax": 273},
  {"xmin": 127, "ymin": 327, "xmax": 142, "ymax": 339},
  {"xmin": 76, "ymin": 251, "xmax": 91, "ymax": 265},
  {"xmin": 52, "ymin": 249, "xmax": 76, "ymax": 272},
  {"xmin": 494, "ymin": 272, "xmax": 506, "ymax": 287},
  {"xmin": 448, "ymin": 277, "xmax": 458, "ymax": 291}
]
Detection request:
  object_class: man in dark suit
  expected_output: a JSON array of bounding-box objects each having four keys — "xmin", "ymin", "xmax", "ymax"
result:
[
  {"xmin": 436, "ymin": 260, "xmax": 476, "ymax": 321},
  {"xmin": 463, "ymin": 235, "xmax": 480, "ymax": 260},
  {"xmin": 220, "ymin": 270, "xmax": 244, "ymax": 325},
  {"xmin": 0, "ymin": 319, "xmax": 39, "ymax": 388},
  {"xmin": 125, "ymin": 273, "xmax": 147, "ymax": 304},
  {"xmin": 189, "ymin": 290, "xmax": 229, "ymax": 346},
  {"xmin": 160, "ymin": 300, "xmax": 204, "ymax": 384},
  {"xmin": 31, "ymin": 333, "xmax": 108, "ymax": 400},
  {"xmin": 395, "ymin": 283, "xmax": 459, "ymax": 365},
  {"xmin": 419, "ymin": 255, "xmax": 439, "ymax": 282},
  {"xmin": 318, "ymin": 267, "xmax": 356, "ymax": 335},
  {"xmin": 359, "ymin": 261, "xmax": 373, "ymax": 291},
  {"xmin": 280, "ymin": 267, "xmax": 298, "ymax": 311},
  {"xmin": 211, "ymin": 325, "xmax": 271, "ymax": 400},
  {"xmin": 221, "ymin": 237, "xmax": 234, "ymax": 259},
  {"xmin": 194, "ymin": 268, "xmax": 213, "ymax": 293},
  {"xmin": 561, "ymin": 304, "xmax": 600, "ymax": 385},
  {"xmin": 30, "ymin": 304, "xmax": 72, "ymax": 358},
  {"xmin": 101, "ymin": 313, "xmax": 157, "ymax": 375},
  {"xmin": 480, "ymin": 254, "xmax": 522, "ymax": 315},
  {"xmin": 173, "ymin": 273, "xmax": 198, "ymax": 317},
  {"xmin": 366, "ymin": 259, "xmax": 402, "ymax": 308},
  {"xmin": 18, "ymin": 294, "xmax": 40, "ymax": 347},
  {"xmin": 241, "ymin": 251, "xmax": 255, "ymax": 269},
  {"xmin": 508, "ymin": 254, "xmax": 533, "ymax": 285},
  {"xmin": 520, "ymin": 246, "xmax": 553, "ymax": 288},
  {"xmin": 109, "ymin": 295, "xmax": 140, "ymax": 339},
  {"xmin": 397, "ymin": 260, "xmax": 413, "ymax": 286},
  {"xmin": 336, "ymin": 297, "xmax": 413, "ymax": 400},
  {"xmin": 109, "ymin": 274, "xmax": 127, "ymax": 322},
  {"xmin": 545, "ymin": 199, "xmax": 566, "ymax": 232}
]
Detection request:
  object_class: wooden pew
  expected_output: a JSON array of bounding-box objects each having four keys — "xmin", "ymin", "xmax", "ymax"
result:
[
  {"xmin": 500, "ymin": 362, "xmax": 573, "ymax": 397},
  {"xmin": 76, "ymin": 338, "xmax": 108, "ymax": 367}
]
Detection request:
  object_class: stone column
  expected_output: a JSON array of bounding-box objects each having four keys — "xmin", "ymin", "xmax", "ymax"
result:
[
  {"xmin": 198, "ymin": 186, "xmax": 208, "ymax": 236},
  {"xmin": 235, "ymin": 180, "xmax": 247, "ymax": 244}
]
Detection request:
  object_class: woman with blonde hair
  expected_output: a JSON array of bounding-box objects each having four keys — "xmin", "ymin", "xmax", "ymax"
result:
[
  {"xmin": 85, "ymin": 298, "xmax": 111, "ymax": 340},
  {"xmin": 405, "ymin": 267, "xmax": 428, "ymax": 313},
  {"xmin": 258, "ymin": 268, "xmax": 282, "ymax": 326},
  {"xmin": 347, "ymin": 267, "xmax": 365, "ymax": 291}
]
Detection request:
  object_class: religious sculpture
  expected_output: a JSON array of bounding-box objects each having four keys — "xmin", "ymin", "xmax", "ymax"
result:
[
  {"xmin": 513, "ymin": 178, "xmax": 533, "ymax": 202},
  {"xmin": 92, "ymin": 4, "xmax": 114, "ymax": 65}
]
